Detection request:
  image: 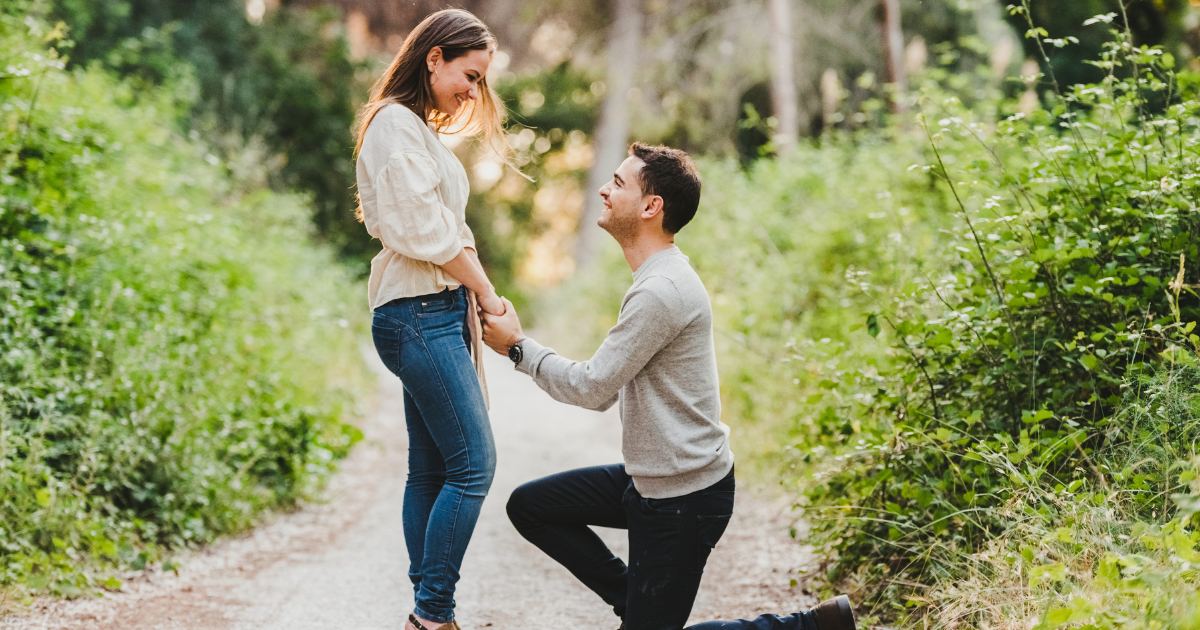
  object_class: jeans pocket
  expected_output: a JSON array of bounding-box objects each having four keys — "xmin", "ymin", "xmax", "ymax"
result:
[
  {"xmin": 641, "ymin": 496, "xmax": 685, "ymax": 515},
  {"xmin": 371, "ymin": 312, "xmax": 405, "ymax": 375},
  {"xmin": 695, "ymin": 513, "xmax": 732, "ymax": 570},
  {"xmin": 416, "ymin": 292, "xmax": 454, "ymax": 316}
]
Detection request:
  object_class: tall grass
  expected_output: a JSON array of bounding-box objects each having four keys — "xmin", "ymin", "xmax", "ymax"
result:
[{"xmin": 926, "ymin": 359, "xmax": 1200, "ymax": 630}]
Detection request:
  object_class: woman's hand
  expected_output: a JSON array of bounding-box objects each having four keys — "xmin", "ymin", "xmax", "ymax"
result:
[
  {"xmin": 441, "ymin": 248, "xmax": 504, "ymax": 315},
  {"xmin": 478, "ymin": 291, "xmax": 506, "ymax": 316}
]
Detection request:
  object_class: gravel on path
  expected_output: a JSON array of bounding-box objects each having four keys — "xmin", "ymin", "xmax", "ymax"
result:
[{"xmin": 3, "ymin": 345, "xmax": 813, "ymax": 630}]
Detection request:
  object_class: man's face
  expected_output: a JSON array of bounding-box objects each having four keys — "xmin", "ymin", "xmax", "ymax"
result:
[{"xmin": 597, "ymin": 156, "xmax": 648, "ymax": 243}]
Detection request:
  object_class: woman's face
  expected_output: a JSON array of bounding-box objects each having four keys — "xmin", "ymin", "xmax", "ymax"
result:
[{"xmin": 429, "ymin": 48, "xmax": 491, "ymax": 117}]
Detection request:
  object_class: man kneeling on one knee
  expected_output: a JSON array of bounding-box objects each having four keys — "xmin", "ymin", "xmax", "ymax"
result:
[{"xmin": 481, "ymin": 142, "xmax": 857, "ymax": 630}]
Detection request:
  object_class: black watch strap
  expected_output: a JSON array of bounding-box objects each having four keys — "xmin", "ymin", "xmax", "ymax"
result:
[{"xmin": 507, "ymin": 340, "xmax": 524, "ymax": 365}]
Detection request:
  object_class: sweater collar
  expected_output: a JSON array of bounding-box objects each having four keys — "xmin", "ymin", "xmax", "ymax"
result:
[{"xmin": 632, "ymin": 245, "xmax": 682, "ymax": 280}]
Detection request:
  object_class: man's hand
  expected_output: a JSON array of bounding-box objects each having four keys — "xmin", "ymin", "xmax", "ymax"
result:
[{"xmin": 481, "ymin": 297, "xmax": 525, "ymax": 355}]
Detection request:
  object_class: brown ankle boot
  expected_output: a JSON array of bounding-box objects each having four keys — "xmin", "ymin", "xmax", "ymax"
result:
[
  {"xmin": 811, "ymin": 595, "xmax": 857, "ymax": 630},
  {"xmin": 408, "ymin": 614, "xmax": 461, "ymax": 630}
]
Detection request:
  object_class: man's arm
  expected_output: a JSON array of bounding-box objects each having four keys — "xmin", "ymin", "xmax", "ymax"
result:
[{"xmin": 482, "ymin": 280, "xmax": 682, "ymax": 410}]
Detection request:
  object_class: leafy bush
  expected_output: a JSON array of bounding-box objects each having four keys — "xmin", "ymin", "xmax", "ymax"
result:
[
  {"xmin": 49, "ymin": 0, "xmax": 371, "ymax": 263},
  {"xmin": 801, "ymin": 23, "xmax": 1200, "ymax": 614},
  {"xmin": 0, "ymin": 4, "xmax": 365, "ymax": 600}
]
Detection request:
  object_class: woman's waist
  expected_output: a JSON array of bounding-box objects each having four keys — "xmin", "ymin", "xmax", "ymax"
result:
[{"xmin": 368, "ymin": 252, "xmax": 462, "ymax": 309}]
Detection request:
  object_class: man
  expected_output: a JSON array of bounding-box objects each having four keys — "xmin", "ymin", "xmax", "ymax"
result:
[{"xmin": 481, "ymin": 143, "xmax": 856, "ymax": 630}]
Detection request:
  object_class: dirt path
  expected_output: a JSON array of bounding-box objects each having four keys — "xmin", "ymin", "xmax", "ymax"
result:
[{"xmin": 3, "ymin": 346, "xmax": 813, "ymax": 630}]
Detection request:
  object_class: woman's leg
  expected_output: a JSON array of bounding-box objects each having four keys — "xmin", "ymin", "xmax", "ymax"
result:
[
  {"xmin": 373, "ymin": 308, "xmax": 442, "ymax": 602},
  {"xmin": 402, "ymin": 389, "xmax": 446, "ymax": 600},
  {"xmin": 397, "ymin": 290, "xmax": 496, "ymax": 624}
]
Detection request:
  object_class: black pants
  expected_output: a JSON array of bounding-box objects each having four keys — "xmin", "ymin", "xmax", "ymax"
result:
[{"xmin": 507, "ymin": 464, "xmax": 819, "ymax": 630}]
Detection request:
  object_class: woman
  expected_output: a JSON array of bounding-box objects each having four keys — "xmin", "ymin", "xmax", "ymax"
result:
[{"xmin": 353, "ymin": 10, "xmax": 507, "ymax": 630}]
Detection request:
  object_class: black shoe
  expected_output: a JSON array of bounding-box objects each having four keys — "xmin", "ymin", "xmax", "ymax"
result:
[{"xmin": 811, "ymin": 595, "xmax": 857, "ymax": 630}]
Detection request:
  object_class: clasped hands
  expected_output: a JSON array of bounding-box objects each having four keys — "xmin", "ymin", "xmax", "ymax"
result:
[{"xmin": 479, "ymin": 295, "xmax": 525, "ymax": 355}]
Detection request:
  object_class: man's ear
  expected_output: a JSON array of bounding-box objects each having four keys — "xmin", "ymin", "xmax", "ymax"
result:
[
  {"xmin": 426, "ymin": 46, "xmax": 443, "ymax": 72},
  {"xmin": 641, "ymin": 195, "xmax": 664, "ymax": 220}
]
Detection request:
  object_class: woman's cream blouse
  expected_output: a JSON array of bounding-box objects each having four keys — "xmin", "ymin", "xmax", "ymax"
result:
[{"xmin": 357, "ymin": 103, "xmax": 475, "ymax": 310}]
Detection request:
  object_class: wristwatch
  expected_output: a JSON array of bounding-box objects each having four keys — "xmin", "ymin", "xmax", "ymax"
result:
[{"xmin": 507, "ymin": 339, "xmax": 524, "ymax": 365}]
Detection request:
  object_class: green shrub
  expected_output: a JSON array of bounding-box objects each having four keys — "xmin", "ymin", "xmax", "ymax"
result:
[
  {"xmin": 802, "ymin": 25, "xmax": 1200, "ymax": 613},
  {"xmin": 0, "ymin": 5, "xmax": 366, "ymax": 600},
  {"xmin": 49, "ymin": 0, "xmax": 371, "ymax": 264}
]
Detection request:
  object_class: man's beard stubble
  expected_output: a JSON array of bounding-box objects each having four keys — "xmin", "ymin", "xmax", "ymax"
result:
[{"xmin": 600, "ymin": 207, "xmax": 639, "ymax": 246}]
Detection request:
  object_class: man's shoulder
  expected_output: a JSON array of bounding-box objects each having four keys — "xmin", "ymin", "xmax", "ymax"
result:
[{"xmin": 629, "ymin": 262, "xmax": 709, "ymax": 314}]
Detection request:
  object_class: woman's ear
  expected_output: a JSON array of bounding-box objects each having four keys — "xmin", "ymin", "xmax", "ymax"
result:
[{"xmin": 426, "ymin": 46, "xmax": 442, "ymax": 72}]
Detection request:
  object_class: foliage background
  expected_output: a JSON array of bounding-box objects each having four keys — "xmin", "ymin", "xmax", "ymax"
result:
[{"xmin": 1, "ymin": 1, "xmax": 366, "ymax": 600}]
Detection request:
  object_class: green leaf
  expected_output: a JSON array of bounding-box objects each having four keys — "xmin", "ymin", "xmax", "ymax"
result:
[
  {"xmin": 1028, "ymin": 563, "xmax": 1067, "ymax": 587},
  {"xmin": 1080, "ymin": 354, "xmax": 1099, "ymax": 371},
  {"xmin": 35, "ymin": 488, "xmax": 51, "ymax": 507},
  {"xmin": 866, "ymin": 313, "xmax": 880, "ymax": 338},
  {"xmin": 927, "ymin": 328, "xmax": 952, "ymax": 348}
]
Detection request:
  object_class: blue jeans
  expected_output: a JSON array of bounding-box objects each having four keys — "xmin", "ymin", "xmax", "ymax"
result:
[{"xmin": 372, "ymin": 287, "xmax": 496, "ymax": 624}]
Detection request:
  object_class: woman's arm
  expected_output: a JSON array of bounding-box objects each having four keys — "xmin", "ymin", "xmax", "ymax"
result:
[{"xmin": 445, "ymin": 247, "xmax": 504, "ymax": 315}]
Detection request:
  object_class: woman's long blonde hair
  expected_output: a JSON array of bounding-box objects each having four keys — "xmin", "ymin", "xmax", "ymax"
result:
[{"xmin": 353, "ymin": 9, "xmax": 508, "ymax": 222}]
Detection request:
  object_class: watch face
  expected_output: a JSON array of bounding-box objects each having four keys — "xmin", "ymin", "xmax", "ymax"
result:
[{"xmin": 508, "ymin": 344, "xmax": 521, "ymax": 364}]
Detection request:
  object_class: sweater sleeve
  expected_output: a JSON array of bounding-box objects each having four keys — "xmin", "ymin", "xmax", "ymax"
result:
[
  {"xmin": 363, "ymin": 111, "xmax": 463, "ymax": 265},
  {"xmin": 516, "ymin": 278, "xmax": 683, "ymax": 410}
]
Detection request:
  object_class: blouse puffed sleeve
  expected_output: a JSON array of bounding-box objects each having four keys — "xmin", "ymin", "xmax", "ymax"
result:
[
  {"xmin": 460, "ymin": 221, "xmax": 477, "ymax": 250},
  {"xmin": 366, "ymin": 112, "xmax": 463, "ymax": 265}
]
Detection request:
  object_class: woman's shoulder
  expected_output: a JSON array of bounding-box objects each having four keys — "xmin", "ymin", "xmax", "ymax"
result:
[
  {"xmin": 372, "ymin": 103, "xmax": 427, "ymax": 131},
  {"xmin": 363, "ymin": 103, "xmax": 433, "ymax": 156}
]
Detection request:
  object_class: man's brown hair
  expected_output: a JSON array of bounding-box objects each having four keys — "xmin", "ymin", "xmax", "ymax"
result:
[{"xmin": 628, "ymin": 143, "xmax": 702, "ymax": 234}]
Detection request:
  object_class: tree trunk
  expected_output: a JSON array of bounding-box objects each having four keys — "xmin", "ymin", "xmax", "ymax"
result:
[
  {"xmin": 576, "ymin": 0, "xmax": 642, "ymax": 269},
  {"xmin": 881, "ymin": 0, "xmax": 907, "ymax": 113},
  {"xmin": 767, "ymin": 0, "xmax": 798, "ymax": 153}
]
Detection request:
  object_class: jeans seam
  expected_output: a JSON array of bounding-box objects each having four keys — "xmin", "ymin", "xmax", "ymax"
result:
[
  {"xmin": 373, "ymin": 309, "xmax": 418, "ymax": 338},
  {"xmin": 411, "ymin": 313, "xmax": 475, "ymax": 621}
]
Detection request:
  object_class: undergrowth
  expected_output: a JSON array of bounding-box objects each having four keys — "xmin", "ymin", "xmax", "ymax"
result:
[{"xmin": 1, "ymin": 2, "xmax": 366, "ymax": 602}]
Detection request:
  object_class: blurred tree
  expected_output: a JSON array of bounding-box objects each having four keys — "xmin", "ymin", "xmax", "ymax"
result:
[
  {"xmin": 577, "ymin": 0, "xmax": 642, "ymax": 268},
  {"xmin": 768, "ymin": 0, "xmax": 798, "ymax": 152},
  {"xmin": 469, "ymin": 61, "xmax": 602, "ymax": 305},
  {"xmin": 881, "ymin": 0, "xmax": 907, "ymax": 113},
  {"xmin": 50, "ymin": 0, "xmax": 372, "ymax": 265},
  {"xmin": 281, "ymin": 0, "xmax": 540, "ymax": 65}
]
